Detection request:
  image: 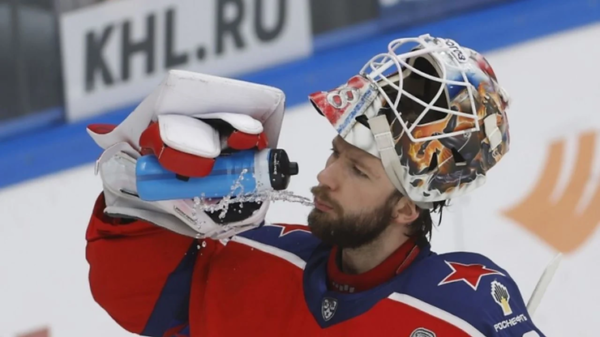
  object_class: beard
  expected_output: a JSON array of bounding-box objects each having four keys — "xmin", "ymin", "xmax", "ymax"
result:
[{"xmin": 307, "ymin": 186, "xmax": 400, "ymax": 249}]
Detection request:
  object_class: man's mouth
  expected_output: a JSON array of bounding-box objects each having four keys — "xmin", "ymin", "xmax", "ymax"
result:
[{"xmin": 314, "ymin": 198, "xmax": 334, "ymax": 212}]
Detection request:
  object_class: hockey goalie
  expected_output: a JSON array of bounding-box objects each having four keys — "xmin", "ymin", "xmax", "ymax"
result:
[{"xmin": 84, "ymin": 34, "xmax": 545, "ymax": 336}]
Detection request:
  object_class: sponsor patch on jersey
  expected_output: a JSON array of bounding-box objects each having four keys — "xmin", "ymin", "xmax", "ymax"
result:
[
  {"xmin": 321, "ymin": 297, "xmax": 338, "ymax": 322},
  {"xmin": 490, "ymin": 281, "xmax": 530, "ymax": 332},
  {"xmin": 493, "ymin": 314, "xmax": 528, "ymax": 332},
  {"xmin": 410, "ymin": 327, "xmax": 436, "ymax": 337},
  {"xmin": 491, "ymin": 280, "xmax": 512, "ymax": 316}
]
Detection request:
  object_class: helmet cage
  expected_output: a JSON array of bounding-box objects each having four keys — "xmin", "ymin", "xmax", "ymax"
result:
[{"xmin": 359, "ymin": 34, "xmax": 480, "ymax": 143}]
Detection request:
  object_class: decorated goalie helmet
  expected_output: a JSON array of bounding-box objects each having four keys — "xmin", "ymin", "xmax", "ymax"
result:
[{"xmin": 309, "ymin": 34, "xmax": 511, "ymax": 210}]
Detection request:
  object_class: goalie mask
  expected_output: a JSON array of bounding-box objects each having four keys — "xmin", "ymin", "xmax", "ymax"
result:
[{"xmin": 309, "ymin": 34, "xmax": 511, "ymax": 209}]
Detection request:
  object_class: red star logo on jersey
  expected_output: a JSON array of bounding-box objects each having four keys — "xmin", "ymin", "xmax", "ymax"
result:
[
  {"xmin": 438, "ymin": 261, "xmax": 505, "ymax": 290},
  {"xmin": 265, "ymin": 223, "xmax": 312, "ymax": 237}
]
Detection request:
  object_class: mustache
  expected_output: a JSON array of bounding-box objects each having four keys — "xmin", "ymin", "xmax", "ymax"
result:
[{"xmin": 310, "ymin": 186, "xmax": 342, "ymax": 212}]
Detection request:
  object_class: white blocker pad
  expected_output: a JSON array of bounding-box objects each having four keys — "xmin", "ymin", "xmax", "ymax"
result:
[
  {"xmin": 88, "ymin": 70, "xmax": 285, "ymax": 152},
  {"xmin": 158, "ymin": 114, "xmax": 222, "ymax": 158},
  {"xmin": 200, "ymin": 112, "xmax": 264, "ymax": 135}
]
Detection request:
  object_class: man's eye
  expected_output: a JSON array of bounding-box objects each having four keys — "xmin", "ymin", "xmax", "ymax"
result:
[
  {"xmin": 352, "ymin": 166, "xmax": 368, "ymax": 178},
  {"xmin": 330, "ymin": 148, "xmax": 339, "ymax": 157}
]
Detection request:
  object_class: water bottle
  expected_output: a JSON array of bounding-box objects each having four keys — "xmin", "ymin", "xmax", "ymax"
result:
[{"xmin": 135, "ymin": 149, "xmax": 299, "ymax": 201}]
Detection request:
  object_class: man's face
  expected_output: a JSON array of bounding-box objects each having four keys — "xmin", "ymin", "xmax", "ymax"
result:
[{"xmin": 308, "ymin": 136, "xmax": 402, "ymax": 248}]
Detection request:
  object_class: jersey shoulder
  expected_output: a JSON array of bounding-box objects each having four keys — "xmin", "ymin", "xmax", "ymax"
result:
[
  {"xmin": 396, "ymin": 251, "xmax": 544, "ymax": 336},
  {"xmin": 232, "ymin": 222, "xmax": 321, "ymax": 267}
]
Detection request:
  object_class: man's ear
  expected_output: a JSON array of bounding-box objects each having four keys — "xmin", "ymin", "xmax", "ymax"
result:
[{"xmin": 392, "ymin": 196, "xmax": 419, "ymax": 224}]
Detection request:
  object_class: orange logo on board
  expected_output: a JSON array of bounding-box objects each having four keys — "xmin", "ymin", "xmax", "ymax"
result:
[{"xmin": 503, "ymin": 131, "xmax": 600, "ymax": 253}]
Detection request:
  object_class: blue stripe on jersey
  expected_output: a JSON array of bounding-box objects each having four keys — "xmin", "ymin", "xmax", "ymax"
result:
[
  {"xmin": 142, "ymin": 242, "xmax": 197, "ymax": 337},
  {"xmin": 236, "ymin": 223, "xmax": 321, "ymax": 263}
]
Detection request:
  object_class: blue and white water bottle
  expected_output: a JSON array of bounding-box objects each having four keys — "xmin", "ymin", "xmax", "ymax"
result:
[{"xmin": 135, "ymin": 149, "xmax": 299, "ymax": 201}]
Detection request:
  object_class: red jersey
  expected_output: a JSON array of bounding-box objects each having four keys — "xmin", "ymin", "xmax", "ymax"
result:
[{"xmin": 86, "ymin": 194, "xmax": 545, "ymax": 336}]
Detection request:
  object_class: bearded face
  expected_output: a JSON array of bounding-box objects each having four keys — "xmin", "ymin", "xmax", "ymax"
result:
[
  {"xmin": 305, "ymin": 134, "xmax": 423, "ymax": 249},
  {"xmin": 308, "ymin": 185, "xmax": 402, "ymax": 249}
]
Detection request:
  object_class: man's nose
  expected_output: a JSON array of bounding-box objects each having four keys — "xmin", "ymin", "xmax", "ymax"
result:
[{"xmin": 316, "ymin": 162, "xmax": 341, "ymax": 191}]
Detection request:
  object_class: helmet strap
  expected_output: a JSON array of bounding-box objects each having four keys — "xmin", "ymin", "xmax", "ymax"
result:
[{"xmin": 368, "ymin": 115, "xmax": 434, "ymax": 210}]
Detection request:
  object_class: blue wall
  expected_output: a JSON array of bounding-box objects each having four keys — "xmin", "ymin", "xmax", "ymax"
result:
[{"xmin": 1, "ymin": 0, "xmax": 599, "ymax": 189}]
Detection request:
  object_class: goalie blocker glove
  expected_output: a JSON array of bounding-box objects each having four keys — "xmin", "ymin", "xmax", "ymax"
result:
[{"xmin": 88, "ymin": 70, "xmax": 287, "ymax": 239}]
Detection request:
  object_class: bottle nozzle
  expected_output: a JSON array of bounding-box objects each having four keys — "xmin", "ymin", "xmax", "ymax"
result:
[
  {"xmin": 288, "ymin": 162, "xmax": 299, "ymax": 176},
  {"xmin": 268, "ymin": 149, "xmax": 300, "ymax": 190}
]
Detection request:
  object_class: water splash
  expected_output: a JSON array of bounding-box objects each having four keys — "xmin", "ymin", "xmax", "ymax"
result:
[{"xmin": 192, "ymin": 169, "xmax": 314, "ymax": 217}]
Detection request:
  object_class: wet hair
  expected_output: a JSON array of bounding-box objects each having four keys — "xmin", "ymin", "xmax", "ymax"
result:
[
  {"xmin": 389, "ymin": 189, "xmax": 446, "ymax": 242},
  {"xmin": 411, "ymin": 201, "xmax": 447, "ymax": 242}
]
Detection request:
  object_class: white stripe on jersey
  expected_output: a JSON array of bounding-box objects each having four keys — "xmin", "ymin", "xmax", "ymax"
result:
[
  {"xmin": 388, "ymin": 292, "xmax": 485, "ymax": 337},
  {"xmin": 231, "ymin": 235, "xmax": 307, "ymax": 269}
]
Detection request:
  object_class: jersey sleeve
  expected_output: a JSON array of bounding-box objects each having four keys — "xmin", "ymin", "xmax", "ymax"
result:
[
  {"xmin": 459, "ymin": 271, "xmax": 546, "ymax": 337},
  {"xmin": 85, "ymin": 193, "xmax": 205, "ymax": 336},
  {"xmin": 479, "ymin": 273, "xmax": 546, "ymax": 337},
  {"xmin": 402, "ymin": 252, "xmax": 547, "ymax": 337}
]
